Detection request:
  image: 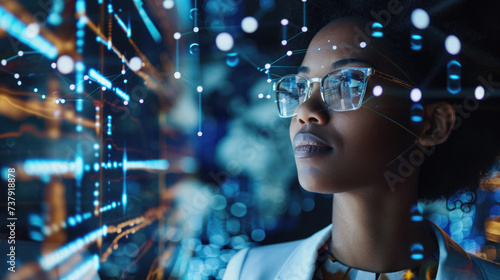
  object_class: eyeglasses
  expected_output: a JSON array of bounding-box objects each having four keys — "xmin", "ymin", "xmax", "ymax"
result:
[{"xmin": 273, "ymin": 67, "xmax": 413, "ymax": 118}]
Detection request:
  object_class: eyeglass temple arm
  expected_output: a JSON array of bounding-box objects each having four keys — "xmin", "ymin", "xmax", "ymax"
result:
[{"xmin": 372, "ymin": 71, "xmax": 414, "ymax": 89}]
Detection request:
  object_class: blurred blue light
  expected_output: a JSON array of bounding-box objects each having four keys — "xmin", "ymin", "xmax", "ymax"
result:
[
  {"xmin": 371, "ymin": 22, "xmax": 383, "ymax": 37},
  {"xmin": 230, "ymin": 202, "xmax": 247, "ymax": 217},
  {"xmin": 447, "ymin": 60, "xmax": 461, "ymax": 94},
  {"xmin": 251, "ymin": 229, "xmax": 266, "ymax": 242}
]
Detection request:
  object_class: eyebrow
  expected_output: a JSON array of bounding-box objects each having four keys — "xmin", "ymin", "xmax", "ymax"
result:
[{"xmin": 297, "ymin": 57, "xmax": 372, "ymax": 74}]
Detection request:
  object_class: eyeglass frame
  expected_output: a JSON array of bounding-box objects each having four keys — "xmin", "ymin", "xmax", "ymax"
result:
[{"xmin": 273, "ymin": 66, "xmax": 414, "ymax": 118}]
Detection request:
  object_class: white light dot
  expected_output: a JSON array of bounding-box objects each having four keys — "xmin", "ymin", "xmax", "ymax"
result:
[
  {"xmin": 42, "ymin": 95, "xmax": 46, "ymax": 99},
  {"xmin": 102, "ymin": 86, "xmax": 106, "ymax": 91},
  {"xmin": 410, "ymin": 88, "xmax": 422, "ymax": 102},
  {"xmin": 18, "ymin": 51, "xmax": 24, "ymax": 57},
  {"xmin": 83, "ymin": 75, "xmax": 89, "ymax": 80},
  {"xmin": 265, "ymin": 63, "xmax": 271, "ymax": 69},
  {"xmin": 281, "ymin": 19, "xmax": 289, "ymax": 26},
  {"xmin": 1, "ymin": 59, "xmax": 6, "ymax": 66},
  {"xmin": 197, "ymin": 131, "xmax": 203, "ymax": 137},
  {"xmin": 174, "ymin": 72, "xmax": 181, "ymax": 79},
  {"xmin": 267, "ymin": 79, "xmax": 272, "ymax": 83},
  {"xmin": 121, "ymin": 69, "xmax": 126, "ymax": 75},
  {"xmin": 34, "ymin": 88, "xmax": 38, "ymax": 92},
  {"xmin": 193, "ymin": 27, "xmax": 199, "ymax": 32},
  {"xmin": 411, "ymin": 9, "xmax": 430, "ymax": 30},
  {"xmin": 69, "ymin": 84, "xmax": 75, "ymax": 90},
  {"xmin": 445, "ymin": 35, "xmax": 461, "ymax": 55},
  {"xmin": 301, "ymin": 26, "xmax": 308, "ymax": 32},
  {"xmin": 26, "ymin": 23, "xmax": 40, "ymax": 38},
  {"xmin": 332, "ymin": 45, "xmax": 337, "ymax": 50},
  {"xmin": 124, "ymin": 101, "xmax": 128, "ymax": 105},
  {"xmin": 241, "ymin": 17, "xmax": 258, "ymax": 33},
  {"xmin": 162, "ymin": 0, "xmax": 174, "ymax": 9},
  {"xmin": 373, "ymin": 85, "xmax": 383, "ymax": 96},
  {"xmin": 123, "ymin": 79, "xmax": 127, "ymax": 83},
  {"xmin": 197, "ymin": 86, "xmax": 203, "ymax": 93},
  {"xmin": 475, "ymin": 86, "xmax": 485, "ymax": 100},
  {"xmin": 17, "ymin": 80, "xmax": 22, "ymax": 86},
  {"xmin": 286, "ymin": 50, "xmax": 293, "ymax": 56},
  {"xmin": 51, "ymin": 62, "xmax": 57, "ymax": 69},
  {"xmin": 258, "ymin": 93, "xmax": 264, "ymax": 98},
  {"xmin": 215, "ymin": 32, "xmax": 234, "ymax": 51},
  {"xmin": 57, "ymin": 55, "xmax": 75, "ymax": 74},
  {"xmin": 55, "ymin": 99, "xmax": 60, "ymax": 104},
  {"xmin": 60, "ymin": 99, "xmax": 65, "ymax": 104},
  {"xmin": 281, "ymin": 40, "xmax": 287, "ymax": 46},
  {"xmin": 360, "ymin": 41, "xmax": 367, "ymax": 48},
  {"xmin": 14, "ymin": 73, "xmax": 19, "ymax": 79},
  {"xmin": 139, "ymin": 99, "xmax": 144, "ymax": 103},
  {"xmin": 129, "ymin": 56, "xmax": 142, "ymax": 71},
  {"xmin": 173, "ymin": 32, "xmax": 181, "ymax": 40},
  {"xmin": 266, "ymin": 94, "xmax": 271, "ymax": 99},
  {"xmin": 302, "ymin": 0, "xmax": 307, "ymax": 2}
]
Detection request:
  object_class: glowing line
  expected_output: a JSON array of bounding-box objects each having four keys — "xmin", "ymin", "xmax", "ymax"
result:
[
  {"xmin": 114, "ymin": 87, "xmax": 130, "ymax": 101},
  {"xmin": 39, "ymin": 225, "xmax": 107, "ymax": 271},
  {"xmin": 132, "ymin": 0, "xmax": 162, "ymax": 43},
  {"xmin": 114, "ymin": 14, "xmax": 130, "ymax": 36},
  {"xmin": 176, "ymin": 40, "xmax": 179, "ymax": 72},
  {"xmin": 60, "ymin": 255, "xmax": 99, "ymax": 280},
  {"xmin": 124, "ymin": 159, "xmax": 169, "ymax": 171},
  {"xmin": 362, "ymin": 106, "xmax": 419, "ymax": 138},
  {"xmin": 198, "ymin": 91, "xmax": 202, "ymax": 133},
  {"xmin": 88, "ymin": 68, "xmax": 112, "ymax": 89},
  {"xmin": 0, "ymin": 6, "xmax": 58, "ymax": 59},
  {"xmin": 303, "ymin": 1, "xmax": 306, "ymax": 27}
]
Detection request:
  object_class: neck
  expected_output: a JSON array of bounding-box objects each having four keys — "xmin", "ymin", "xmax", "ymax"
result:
[{"xmin": 329, "ymin": 180, "xmax": 438, "ymax": 273}]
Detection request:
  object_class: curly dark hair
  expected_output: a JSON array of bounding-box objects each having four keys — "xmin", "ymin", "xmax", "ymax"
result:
[{"xmin": 284, "ymin": 0, "xmax": 500, "ymax": 211}]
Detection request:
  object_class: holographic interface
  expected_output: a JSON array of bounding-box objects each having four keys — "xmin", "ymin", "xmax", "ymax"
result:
[{"xmin": 0, "ymin": 1, "xmax": 500, "ymax": 280}]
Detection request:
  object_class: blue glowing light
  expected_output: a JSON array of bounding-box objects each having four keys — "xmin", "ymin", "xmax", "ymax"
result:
[
  {"xmin": 0, "ymin": 7, "xmax": 58, "ymax": 59},
  {"xmin": 60, "ymin": 255, "xmax": 99, "ymax": 280},
  {"xmin": 371, "ymin": 22, "xmax": 383, "ymax": 37},
  {"xmin": 410, "ymin": 34, "xmax": 422, "ymax": 51},
  {"xmin": 40, "ymin": 226, "xmax": 107, "ymax": 271},
  {"xmin": 447, "ymin": 60, "xmax": 461, "ymax": 94},
  {"xmin": 124, "ymin": 159, "xmax": 169, "ymax": 170},
  {"xmin": 114, "ymin": 14, "xmax": 130, "ymax": 36},
  {"xmin": 88, "ymin": 68, "xmax": 112, "ymax": 89},
  {"xmin": 132, "ymin": 0, "xmax": 162, "ymax": 42},
  {"xmin": 115, "ymin": 87, "xmax": 130, "ymax": 101},
  {"xmin": 226, "ymin": 53, "xmax": 240, "ymax": 67}
]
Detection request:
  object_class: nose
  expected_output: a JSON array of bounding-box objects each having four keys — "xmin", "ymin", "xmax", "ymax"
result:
[{"xmin": 295, "ymin": 83, "xmax": 329, "ymax": 125}]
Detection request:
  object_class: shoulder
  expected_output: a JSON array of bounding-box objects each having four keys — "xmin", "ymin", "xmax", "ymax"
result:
[
  {"xmin": 223, "ymin": 239, "xmax": 304, "ymax": 280},
  {"xmin": 223, "ymin": 225, "xmax": 332, "ymax": 280},
  {"xmin": 469, "ymin": 254, "xmax": 500, "ymax": 280}
]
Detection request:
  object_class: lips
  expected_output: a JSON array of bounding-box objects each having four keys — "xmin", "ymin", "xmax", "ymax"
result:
[{"xmin": 293, "ymin": 133, "xmax": 334, "ymax": 158}]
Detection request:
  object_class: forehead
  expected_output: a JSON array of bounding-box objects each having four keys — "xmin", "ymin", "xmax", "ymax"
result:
[{"xmin": 300, "ymin": 20, "xmax": 397, "ymax": 76}]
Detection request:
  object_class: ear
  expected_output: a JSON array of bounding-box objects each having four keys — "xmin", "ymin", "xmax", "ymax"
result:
[{"xmin": 418, "ymin": 102, "xmax": 456, "ymax": 146}]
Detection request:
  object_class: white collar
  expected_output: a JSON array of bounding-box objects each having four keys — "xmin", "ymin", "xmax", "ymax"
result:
[{"xmin": 274, "ymin": 219, "xmax": 482, "ymax": 280}]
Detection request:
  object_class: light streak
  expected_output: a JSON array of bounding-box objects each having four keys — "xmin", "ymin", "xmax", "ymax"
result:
[
  {"xmin": 88, "ymin": 68, "xmax": 112, "ymax": 89},
  {"xmin": 39, "ymin": 225, "xmax": 107, "ymax": 271},
  {"xmin": 132, "ymin": 0, "xmax": 162, "ymax": 43},
  {"xmin": 114, "ymin": 87, "xmax": 130, "ymax": 102},
  {"xmin": 114, "ymin": 14, "xmax": 131, "ymax": 37},
  {"xmin": 60, "ymin": 255, "xmax": 99, "ymax": 280},
  {"xmin": 0, "ymin": 6, "xmax": 58, "ymax": 59},
  {"xmin": 124, "ymin": 159, "xmax": 169, "ymax": 171}
]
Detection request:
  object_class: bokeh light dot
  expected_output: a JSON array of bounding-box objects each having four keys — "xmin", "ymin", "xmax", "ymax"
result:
[
  {"xmin": 129, "ymin": 56, "xmax": 143, "ymax": 71},
  {"xmin": 332, "ymin": 45, "xmax": 337, "ymax": 50},
  {"xmin": 57, "ymin": 55, "xmax": 75, "ymax": 74},
  {"xmin": 373, "ymin": 85, "xmax": 383, "ymax": 96},
  {"xmin": 173, "ymin": 32, "xmax": 181, "ymax": 40},
  {"xmin": 14, "ymin": 73, "xmax": 19, "ymax": 79},
  {"xmin": 197, "ymin": 86, "xmax": 203, "ymax": 93},
  {"xmin": 18, "ymin": 51, "xmax": 24, "ymax": 57},
  {"xmin": 360, "ymin": 41, "xmax": 367, "ymax": 48},
  {"xmin": 286, "ymin": 50, "xmax": 293, "ymax": 56},
  {"xmin": 301, "ymin": 26, "xmax": 308, "ymax": 32},
  {"xmin": 281, "ymin": 19, "xmax": 289, "ymax": 26},
  {"xmin": 281, "ymin": 40, "xmax": 287, "ymax": 46},
  {"xmin": 241, "ymin": 17, "xmax": 258, "ymax": 33},
  {"xmin": 193, "ymin": 27, "xmax": 199, "ymax": 33},
  {"xmin": 410, "ymin": 88, "xmax": 422, "ymax": 102},
  {"xmin": 139, "ymin": 99, "xmax": 144, "ymax": 104},
  {"xmin": 215, "ymin": 32, "xmax": 234, "ymax": 51},
  {"xmin": 265, "ymin": 63, "xmax": 271, "ymax": 69},
  {"xmin": 258, "ymin": 93, "xmax": 264, "ymax": 98},
  {"xmin": 475, "ymin": 86, "xmax": 485, "ymax": 100},
  {"xmin": 51, "ymin": 62, "xmax": 57, "ymax": 69},
  {"xmin": 26, "ymin": 23, "xmax": 40, "ymax": 38},
  {"xmin": 162, "ymin": 0, "xmax": 174, "ymax": 9},
  {"xmin": 174, "ymin": 72, "xmax": 181, "ymax": 79},
  {"xmin": 411, "ymin": 8, "xmax": 430, "ymax": 29},
  {"xmin": 123, "ymin": 101, "xmax": 128, "ymax": 105},
  {"xmin": 197, "ymin": 131, "xmax": 202, "ymax": 137},
  {"xmin": 1, "ymin": 59, "xmax": 6, "ymax": 66},
  {"xmin": 445, "ymin": 35, "xmax": 461, "ymax": 55},
  {"xmin": 69, "ymin": 84, "xmax": 75, "ymax": 90}
]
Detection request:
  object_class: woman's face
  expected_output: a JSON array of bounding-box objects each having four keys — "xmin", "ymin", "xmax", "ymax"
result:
[{"xmin": 289, "ymin": 19, "xmax": 422, "ymax": 194}]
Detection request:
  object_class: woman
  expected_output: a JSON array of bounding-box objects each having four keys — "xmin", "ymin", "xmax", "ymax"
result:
[{"xmin": 224, "ymin": 1, "xmax": 500, "ymax": 279}]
